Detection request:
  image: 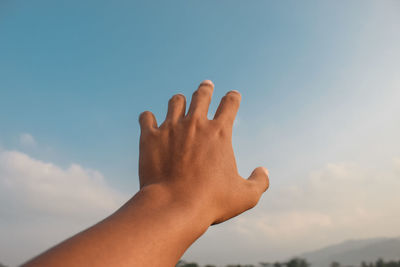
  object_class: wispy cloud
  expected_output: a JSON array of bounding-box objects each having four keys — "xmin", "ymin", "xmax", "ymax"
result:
[{"xmin": 19, "ymin": 133, "xmax": 37, "ymax": 147}]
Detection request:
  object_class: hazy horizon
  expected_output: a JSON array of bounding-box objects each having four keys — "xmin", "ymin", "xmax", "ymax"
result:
[{"xmin": 1, "ymin": 1, "xmax": 400, "ymax": 266}]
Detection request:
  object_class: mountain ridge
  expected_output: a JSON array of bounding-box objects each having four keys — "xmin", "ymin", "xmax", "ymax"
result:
[{"xmin": 301, "ymin": 236, "xmax": 400, "ymax": 266}]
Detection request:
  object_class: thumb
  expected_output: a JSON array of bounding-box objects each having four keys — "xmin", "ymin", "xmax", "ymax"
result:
[{"xmin": 247, "ymin": 166, "xmax": 270, "ymax": 196}]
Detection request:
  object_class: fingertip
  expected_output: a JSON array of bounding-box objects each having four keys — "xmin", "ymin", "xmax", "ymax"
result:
[
  {"xmin": 200, "ymin": 80, "xmax": 214, "ymax": 88},
  {"xmin": 139, "ymin": 110, "xmax": 153, "ymax": 122},
  {"xmin": 223, "ymin": 90, "xmax": 242, "ymax": 106},
  {"xmin": 213, "ymin": 89, "xmax": 241, "ymax": 123},
  {"xmin": 170, "ymin": 93, "xmax": 186, "ymax": 102},
  {"xmin": 259, "ymin": 166, "xmax": 269, "ymax": 179},
  {"xmin": 139, "ymin": 110, "xmax": 158, "ymax": 129},
  {"xmin": 260, "ymin": 166, "xmax": 270, "ymax": 191},
  {"xmin": 251, "ymin": 166, "xmax": 270, "ymax": 192},
  {"xmin": 165, "ymin": 94, "xmax": 187, "ymax": 123}
]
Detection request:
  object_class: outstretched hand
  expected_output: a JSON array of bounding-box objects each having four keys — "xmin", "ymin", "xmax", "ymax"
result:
[
  {"xmin": 138, "ymin": 80, "xmax": 269, "ymax": 225},
  {"xmin": 23, "ymin": 80, "xmax": 269, "ymax": 267}
]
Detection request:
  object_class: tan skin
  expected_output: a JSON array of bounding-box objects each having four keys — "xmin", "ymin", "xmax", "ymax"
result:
[{"xmin": 23, "ymin": 80, "xmax": 269, "ymax": 267}]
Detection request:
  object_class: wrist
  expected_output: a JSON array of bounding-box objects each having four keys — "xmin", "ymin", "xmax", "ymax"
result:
[{"xmin": 130, "ymin": 183, "xmax": 212, "ymax": 232}]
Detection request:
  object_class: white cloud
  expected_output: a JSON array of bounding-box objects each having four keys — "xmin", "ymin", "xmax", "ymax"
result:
[
  {"xmin": 1, "ymin": 148, "xmax": 399, "ymax": 266},
  {"xmin": 0, "ymin": 149, "xmax": 128, "ymax": 266},
  {"xmin": 237, "ymin": 160, "xmax": 400, "ymax": 255},
  {"xmin": 184, "ymin": 159, "xmax": 400, "ymax": 265},
  {"xmin": 19, "ymin": 133, "xmax": 37, "ymax": 147}
]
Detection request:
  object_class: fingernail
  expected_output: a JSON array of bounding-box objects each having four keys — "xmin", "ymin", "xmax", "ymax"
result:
[
  {"xmin": 226, "ymin": 90, "xmax": 241, "ymax": 99},
  {"xmin": 200, "ymin": 80, "xmax": 214, "ymax": 87}
]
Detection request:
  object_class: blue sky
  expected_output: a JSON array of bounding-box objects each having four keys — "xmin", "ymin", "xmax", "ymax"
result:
[
  {"xmin": 0, "ymin": 1, "xmax": 385, "ymax": 190},
  {"xmin": 1, "ymin": 1, "xmax": 400, "ymax": 266}
]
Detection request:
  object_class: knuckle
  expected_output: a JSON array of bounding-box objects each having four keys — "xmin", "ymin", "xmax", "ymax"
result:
[
  {"xmin": 141, "ymin": 126, "xmax": 158, "ymax": 138},
  {"xmin": 193, "ymin": 87, "xmax": 212, "ymax": 99},
  {"xmin": 160, "ymin": 120, "xmax": 172, "ymax": 129},
  {"xmin": 184, "ymin": 121, "xmax": 197, "ymax": 138},
  {"xmin": 216, "ymin": 126, "xmax": 231, "ymax": 139},
  {"xmin": 192, "ymin": 90, "xmax": 199, "ymax": 98},
  {"xmin": 241, "ymin": 179, "xmax": 261, "ymax": 208},
  {"xmin": 188, "ymin": 112, "xmax": 202, "ymax": 124},
  {"xmin": 185, "ymin": 114, "xmax": 200, "ymax": 128}
]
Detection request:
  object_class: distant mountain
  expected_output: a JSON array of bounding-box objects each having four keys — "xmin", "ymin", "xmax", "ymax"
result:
[{"xmin": 301, "ymin": 237, "xmax": 400, "ymax": 267}]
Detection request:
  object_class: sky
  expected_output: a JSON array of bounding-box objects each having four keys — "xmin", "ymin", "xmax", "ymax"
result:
[{"xmin": 1, "ymin": 1, "xmax": 400, "ymax": 266}]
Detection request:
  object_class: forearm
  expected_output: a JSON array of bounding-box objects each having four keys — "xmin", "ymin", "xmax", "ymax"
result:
[{"xmin": 23, "ymin": 184, "xmax": 211, "ymax": 267}]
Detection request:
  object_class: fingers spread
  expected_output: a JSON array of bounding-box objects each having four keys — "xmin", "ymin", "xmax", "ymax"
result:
[
  {"xmin": 139, "ymin": 111, "xmax": 158, "ymax": 131},
  {"xmin": 165, "ymin": 94, "xmax": 186, "ymax": 123},
  {"xmin": 213, "ymin": 90, "xmax": 241, "ymax": 125},
  {"xmin": 187, "ymin": 80, "xmax": 214, "ymax": 119}
]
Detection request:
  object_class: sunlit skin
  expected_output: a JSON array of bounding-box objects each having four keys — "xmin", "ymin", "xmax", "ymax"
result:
[{"xmin": 23, "ymin": 80, "xmax": 269, "ymax": 267}]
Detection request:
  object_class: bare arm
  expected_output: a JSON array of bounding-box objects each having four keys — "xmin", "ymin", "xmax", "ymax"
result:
[{"xmin": 23, "ymin": 80, "xmax": 269, "ymax": 267}]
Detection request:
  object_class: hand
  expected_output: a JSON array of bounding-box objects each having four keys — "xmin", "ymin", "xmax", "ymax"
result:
[
  {"xmin": 138, "ymin": 80, "xmax": 269, "ymax": 225},
  {"xmin": 22, "ymin": 80, "xmax": 269, "ymax": 267}
]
